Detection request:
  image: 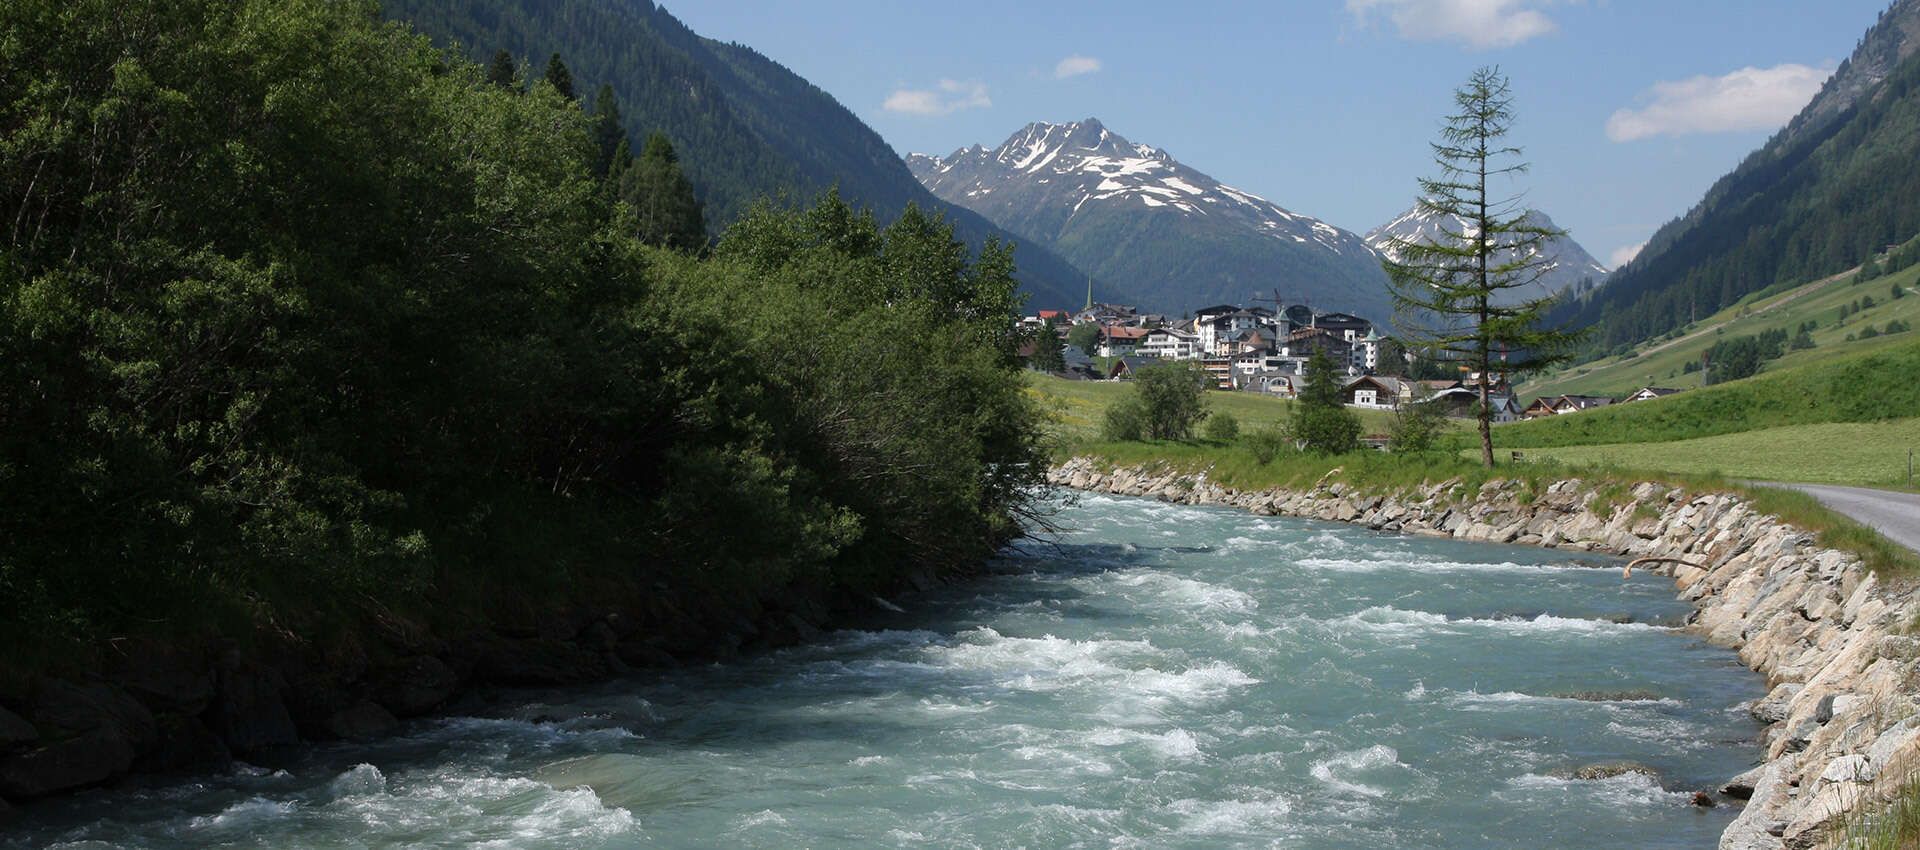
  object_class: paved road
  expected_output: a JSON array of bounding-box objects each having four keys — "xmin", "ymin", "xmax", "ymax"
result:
[{"xmin": 1769, "ymin": 483, "xmax": 1920, "ymax": 555}]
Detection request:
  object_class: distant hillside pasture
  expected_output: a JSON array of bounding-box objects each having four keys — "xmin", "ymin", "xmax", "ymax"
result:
[
  {"xmin": 1505, "ymin": 418, "xmax": 1920, "ymax": 489},
  {"xmin": 1523, "ymin": 260, "xmax": 1920, "ymax": 400},
  {"xmin": 1029, "ymin": 373, "xmax": 1406, "ymax": 444},
  {"xmin": 1492, "ymin": 340, "xmax": 1920, "ymax": 450}
]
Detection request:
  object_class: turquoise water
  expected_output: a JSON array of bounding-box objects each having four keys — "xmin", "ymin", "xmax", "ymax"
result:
[{"xmin": 4, "ymin": 493, "xmax": 1765, "ymax": 848}]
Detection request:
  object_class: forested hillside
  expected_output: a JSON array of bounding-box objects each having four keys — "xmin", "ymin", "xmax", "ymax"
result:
[
  {"xmin": 1560, "ymin": 0, "xmax": 1920, "ymax": 348},
  {"xmin": 381, "ymin": 0, "xmax": 1103, "ymax": 310},
  {"xmin": 0, "ymin": 0, "xmax": 1045, "ymax": 660}
]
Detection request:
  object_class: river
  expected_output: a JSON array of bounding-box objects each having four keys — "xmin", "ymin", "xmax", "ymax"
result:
[{"xmin": 2, "ymin": 492, "xmax": 1766, "ymax": 848}]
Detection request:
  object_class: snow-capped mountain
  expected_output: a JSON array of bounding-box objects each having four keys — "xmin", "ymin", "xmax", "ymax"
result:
[
  {"xmin": 1364, "ymin": 204, "xmax": 1608, "ymax": 303},
  {"xmin": 908, "ymin": 118, "xmax": 1392, "ymax": 319}
]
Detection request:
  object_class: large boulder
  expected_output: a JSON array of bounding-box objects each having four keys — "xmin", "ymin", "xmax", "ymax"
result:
[
  {"xmin": 105, "ymin": 641, "xmax": 213, "ymax": 715},
  {"xmin": 27, "ymin": 680, "xmax": 155, "ymax": 753},
  {"xmin": 133, "ymin": 714, "xmax": 231, "ymax": 774},
  {"xmin": 323, "ymin": 701, "xmax": 399, "ymax": 741},
  {"xmin": 372, "ymin": 655, "xmax": 458, "ymax": 718},
  {"xmin": 471, "ymin": 636, "xmax": 609, "ymax": 686},
  {"xmin": 0, "ymin": 730, "xmax": 134, "ymax": 798},
  {"xmin": 0, "ymin": 706, "xmax": 37, "ymax": 750},
  {"xmin": 206, "ymin": 659, "xmax": 297, "ymax": 755}
]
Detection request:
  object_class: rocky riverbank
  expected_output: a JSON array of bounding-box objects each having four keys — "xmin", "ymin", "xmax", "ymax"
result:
[
  {"xmin": 1050, "ymin": 456, "xmax": 1920, "ymax": 850},
  {"xmin": 0, "ymin": 567, "xmax": 941, "ymax": 810}
]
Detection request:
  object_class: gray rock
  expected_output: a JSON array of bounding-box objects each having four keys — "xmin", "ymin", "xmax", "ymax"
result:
[
  {"xmin": 106, "ymin": 641, "xmax": 213, "ymax": 715},
  {"xmin": 324, "ymin": 701, "xmax": 399, "ymax": 742},
  {"xmin": 0, "ymin": 706, "xmax": 36, "ymax": 750},
  {"xmin": 0, "ymin": 730, "xmax": 133, "ymax": 798},
  {"xmin": 374, "ymin": 656, "xmax": 458, "ymax": 718},
  {"xmin": 472, "ymin": 637, "xmax": 608, "ymax": 687},
  {"xmin": 1558, "ymin": 761, "xmax": 1660, "ymax": 781},
  {"xmin": 28, "ymin": 681, "xmax": 155, "ymax": 753},
  {"xmin": 1749, "ymin": 684, "xmax": 1801, "ymax": 724},
  {"xmin": 132, "ymin": 714, "xmax": 230, "ymax": 774},
  {"xmin": 1722, "ymin": 764, "xmax": 1766, "ymax": 799},
  {"xmin": 207, "ymin": 660, "xmax": 297, "ymax": 755},
  {"xmin": 1814, "ymin": 693, "xmax": 1839, "ymax": 724}
]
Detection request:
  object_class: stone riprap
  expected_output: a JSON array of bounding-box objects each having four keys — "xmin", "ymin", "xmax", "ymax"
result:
[{"xmin": 1049, "ymin": 456, "xmax": 1920, "ymax": 850}]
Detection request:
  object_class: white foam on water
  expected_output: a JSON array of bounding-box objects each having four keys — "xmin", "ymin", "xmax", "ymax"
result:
[
  {"xmin": 1326, "ymin": 606, "xmax": 1666, "ymax": 640},
  {"xmin": 1309, "ymin": 745, "xmax": 1408, "ymax": 798},
  {"xmin": 186, "ymin": 797, "xmax": 296, "ymax": 831},
  {"xmin": 732, "ymin": 809, "xmax": 789, "ymax": 829},
  {"xmin": 327, "ymin": 763, "xmax": 387, "ymax": 800},
  {"xmin": 1299, "ymin": 557, "xmax": 1565, "ymax": 575},
  {"xmin": 1505, "ymin": 771, "xmax": 1691, "ymax": 808},
  {"xmin": 1085, "ymin": 727, "xmax": 1207, "ymax": 761},
  {"xmin": 1169, "ymin": 795, "xmax": 1294, "ymax": 835},
  {"xmin": 1446, "ymin": 689, "xmax": 1681, "ymax": 709},
  {"xmin": 1104, "ymin": 571, "xmax": 1258, "ymax": 615}
]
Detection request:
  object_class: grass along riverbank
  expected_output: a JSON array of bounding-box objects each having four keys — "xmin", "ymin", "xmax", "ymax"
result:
[
  {"xmin": 1059, "ymin": 440, "xmax": 1920, "ymax": 577},
  {"xmin": 1521, "ymin": 258, "xmax": 1920, "ymax": 400}
]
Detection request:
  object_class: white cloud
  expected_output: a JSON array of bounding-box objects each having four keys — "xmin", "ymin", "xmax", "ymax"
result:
[
  {"xmin": 1608, "ymin": 241, "xmax": 1645, "ymax": 269},
  {"xmin": 1054, "ymin": 55, "xmax": 1102, "ymax": 79},
  {"xmin": 1605, "ymin": 63, "xmax": 1832, "ymax": 142},
  {"xmin": 882, "ymin": 79, "xmax": 992, "ymax": 116},
  {"xmin": 1345, "ymin": 0, "xmax": 1559, "ymax": 49}
]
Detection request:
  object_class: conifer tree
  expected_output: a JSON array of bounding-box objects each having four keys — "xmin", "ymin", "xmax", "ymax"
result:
[
  {"xmin": 590, "ymin": 84, "xmax": 628, "ymax": 180},
  {"xmin": 1289, "ymin": 349, "xmax": 1360, "ymax": 454},
  {"xmin": 486, "ymin": 48, "xmax": 517, "ymax": 89},
  {"xmin": 1030, "ymin": 318, "xmax": 1067, "ymax": 374},
  {"xmin": 619, "ymin": 132, "xmax": 706, "ymax": 252},
  {"xmin": 1380, "ymin": 66, "xmax": 1582, "ymax": 468},
  {"xmin": 543, "ymin": 53, "xmax": 575, "ymax": 100}
]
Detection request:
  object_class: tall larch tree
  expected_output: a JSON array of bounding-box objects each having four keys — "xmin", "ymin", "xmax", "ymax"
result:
[
  {"xmin": 1380, "ymin": 66, "xmax": 1583, "ymax": 468},
  {"xmin": 543, "ymin": 53, "xmax": 575, "ymax": 100}
]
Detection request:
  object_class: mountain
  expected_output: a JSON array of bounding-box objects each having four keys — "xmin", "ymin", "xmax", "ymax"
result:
[
  {"xmin": 1560, "ymin": 0, "xmax": 1920, "ymax": 348},
  {"xmin": 908, "ymin": 119, "xmax": 1392, "ymax": 319},
  {"xmin": 1363, "ymin": 205, "xmax": 1609, "ymax": 304},
  {"xmin": 379, "ymin": 0, "xmax": 1102, "ymax": 311}
]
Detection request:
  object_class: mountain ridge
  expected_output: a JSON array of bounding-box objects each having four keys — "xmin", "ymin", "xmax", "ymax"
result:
[
  {"xmin": 1564, "ymin": 0, "xmax": 1920, "ymax": 347},
  {"xmin": 1363, "ymin": 204, "xmax": 1608, "ymax": 305},
  {"xmin": 380, "ymin": 0, "xmax": 1108, "ymax": 311},
  {"xmin": 910, "ymin": 118, "xmax": 1392, "ymax": 319}
]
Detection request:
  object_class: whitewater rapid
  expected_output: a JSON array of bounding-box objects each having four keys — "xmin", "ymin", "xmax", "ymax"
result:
[{"xmin": 1, "ymin": 492, "xmax": 1764, "ymax": 849}]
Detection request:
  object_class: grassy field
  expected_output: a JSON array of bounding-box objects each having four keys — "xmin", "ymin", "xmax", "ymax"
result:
[
  {"xmin": 1026, "ymin": 372, "xmax": 1409, "ymax": 443},
  {"xmin": 1500, "ymin": 418, "xmax": 1920, "ymax": 488},
  {"xmin": 1521, "ymin": 259, "xmax": 1920, "ymax": 400},
  {"xmin": 1066, "ymin": 439, "xmax": 1920, "ymax": 575},
  {"xmin": 1483, "ymin": 339, "xmax": 1920, "ymax": 451}
]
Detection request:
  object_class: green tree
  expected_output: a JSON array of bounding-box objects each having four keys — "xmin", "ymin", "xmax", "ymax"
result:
[
  {"xmin": 1289, "ymin": 349, "xmax": 1361, "ymax": 454},
  {"xmin": 619, "ymin": 132, "xmax": 707, "ymax": 251},
  {"xmin": 1129, "ymin": 362, "xmax": 1212, "ymax": 441},
  {"xmin": 1066, "ymin": 321, "xmax": 1101, "ymax": 356},
  {"xmin": 543, "ymin": 52, "xmax": 575, "ymax": 100},
  {"xmin": 1030, "ymin": 318, "xmax": 1066, "ymax": 373},
  {"xmin": 1388, "ymin": 384, "xmax": 1445, "ymax": 453},
  {"xmin": 1895, "ymin": 281, "xmax": 1907, "ymax": 300},
  {"xmin": 1375, "ymin": 337, "xmax": 1410, "ymax": 377},
  {"xmin": 486, "ymin": 48, "xmax": 516, "ymax": 89},
  {"xmin": 1379, "ymin": 66, "xmax": 1583, "ymax": 467},
  {"xmin": 1204, "ymin": 412, "xmax": 1241, "ymax": 443},
  {"xmin": 590, "ymin": 83, "xmax": 629, "ymax": 180}
]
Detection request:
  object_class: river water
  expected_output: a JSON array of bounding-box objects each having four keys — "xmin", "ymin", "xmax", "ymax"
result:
[{"xmin": 4, "ymin": 492, "xmax": 1766, "ymax": 849}]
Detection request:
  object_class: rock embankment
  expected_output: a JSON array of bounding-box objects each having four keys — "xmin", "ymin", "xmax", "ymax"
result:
[
  {"xmin": 1050, "ymin": 456, "xmax": 1920, "ymax": 850},
  {"xmin": 0, "ymin": 578, "xmax": 873, "ymax": 805}
]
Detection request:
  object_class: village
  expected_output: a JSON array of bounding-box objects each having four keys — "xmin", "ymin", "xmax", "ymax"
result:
[{"xmin": 1022, "ymin": 301, "xmax": 1686, "ymax": 421}]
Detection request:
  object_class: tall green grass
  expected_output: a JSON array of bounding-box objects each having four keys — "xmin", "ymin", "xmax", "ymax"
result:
[
  {"xmin": 1064, "ymin": 442, "xmax": 1920, "ymax": 576},
  {"xmin": 1486, "ymin": 339, "xmax": 1920, "ymax": 449}
]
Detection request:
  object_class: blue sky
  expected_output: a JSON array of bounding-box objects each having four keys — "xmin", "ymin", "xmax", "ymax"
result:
[{"xmin": 670, "ymin": 1, "xmax": 1889, "ymax": 267}]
